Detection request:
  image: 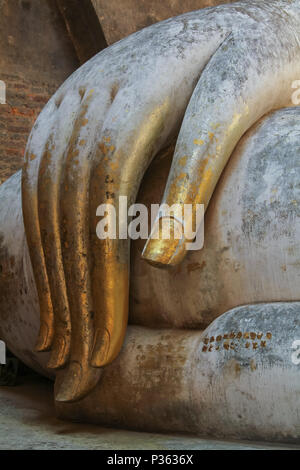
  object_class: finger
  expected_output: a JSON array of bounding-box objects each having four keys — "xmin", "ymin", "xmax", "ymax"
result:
[
  {"xmin": 55, "ymin": 89, "xmax": 111, "ymax": 402},
  {"xmin": 142, "ymin": 27, "xmax": 300, "ymax": 266},
  {"xmin": 89, "ymin": 88, "xmax": 174, "ymax": 368},
  {"xmin": 22, "ymin": 99, "xmax": 61, "ymax": 352},
  {"xmin": 87, "ymin": 20, "xmax": 238, "ymax": 368},
  {"xmin": 37, "ymin": 90, "xmax": 83, "ymax": 368}
]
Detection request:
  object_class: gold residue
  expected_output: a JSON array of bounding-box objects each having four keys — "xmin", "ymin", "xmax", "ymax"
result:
[
  {"xmin": 179, "ymin": 156, "xmax": 188, "ymax": 166},
  {"xmin": 193, "ymin": 138, "xmax": 204, "ymax": 146},
  {"xmin": 99, "ymin": 142, "xmax": 108, "ymax": 155},
  {"xmin": 98, "ymin": 141, "xmax": 116, "ymax": 156},
  {"xmin": 110, "ymin": 161, "xmax": 119, "ymax": 171},
  {"xmin": 78, "ymin": 87, "xmax": 86, "ymax": 100}
]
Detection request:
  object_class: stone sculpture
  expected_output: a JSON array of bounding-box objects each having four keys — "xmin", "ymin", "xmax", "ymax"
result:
[{"xmin": 1, "ymin": 0, "xmax": 300, "ymax": 441}]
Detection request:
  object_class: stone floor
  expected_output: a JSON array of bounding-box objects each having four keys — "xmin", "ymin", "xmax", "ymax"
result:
[{"xmin": 0, "ymin": 375, "xmax": 299, "ymax": 450}]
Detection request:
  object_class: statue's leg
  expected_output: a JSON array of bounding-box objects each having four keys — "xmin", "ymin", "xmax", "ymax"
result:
[
  {"xmin": 56, "ymin": 302, "xmax": 300, "ymax": 443},
  {"xmin": 0, "ymin": 155, "xmax": 300, "ymax": 442}
]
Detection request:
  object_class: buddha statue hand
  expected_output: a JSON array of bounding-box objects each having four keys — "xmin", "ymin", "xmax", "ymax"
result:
[{"xmin": 22, "ymin": 0, "xmax": 300, "ymax": 402}]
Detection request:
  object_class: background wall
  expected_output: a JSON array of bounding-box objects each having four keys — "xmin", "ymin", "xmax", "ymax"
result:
[
  {"xmin": 92, "ymin": 0, "xmax": 232, "ymax": 45},
  {"xmin": 0, "ymin": 0, "xmax": 79, "ymax": 184}
]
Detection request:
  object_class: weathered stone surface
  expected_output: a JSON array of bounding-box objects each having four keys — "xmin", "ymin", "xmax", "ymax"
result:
[{"xmin": 0, "ymin": 376, "xmax": 293, "ymax": 449}]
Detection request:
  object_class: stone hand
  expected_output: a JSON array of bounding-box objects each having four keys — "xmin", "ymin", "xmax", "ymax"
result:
[{"xmin": 22, "ymin": 0, "xmax": 300, "ymax": 402}]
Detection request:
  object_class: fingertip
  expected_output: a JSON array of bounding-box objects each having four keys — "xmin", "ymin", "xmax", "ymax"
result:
[
  {"xmin": 35, "ymin": 322, "xmax": 53, "ymax": 352},
  {"xmin": 47, "ymin": 335, "xmax": 69, "ymax": 369},
  {"xmin": 91, "ymin": 328, "xmax": 110, "ymax": 368},
  {"xmin": 142, "ymin": 217, "xmax": 187, "ymax": 267},
  {"xmin": 54, "ymin": 361, "xmax": 101, "ymax": 403},
  {"xmin": 54, "ymin": 362, "xmax": 82, "ymax": 403}
]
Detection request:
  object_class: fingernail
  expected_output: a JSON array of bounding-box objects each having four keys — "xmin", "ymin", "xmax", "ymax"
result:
[
  {"xmin": 55, "ymin": 361, "xmax": 102, "ymax": 403},
  {"xmin": 55, "ymin": 361, "xmax": 82, "ymax": 402},
  {"xmin": 142, "ymin": 217, "xmax": 186, "ymax": 267},
  {"xmin": 47, "ymin": 336, "xmax": 68, "ymax": 369},
  {"xmin": 35, "ymin": 322, "xmax": 51, "ymax": 352},
  {"xmin": 91, "ymin": 328, "xmax": 110, "ymax": 367}
]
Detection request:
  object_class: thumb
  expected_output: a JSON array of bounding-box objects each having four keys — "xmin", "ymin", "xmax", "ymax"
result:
[{"xmin": 142, "ymin": 27, "xmax": 300, "ymax": 266}]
